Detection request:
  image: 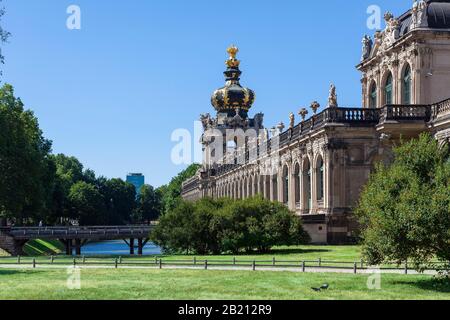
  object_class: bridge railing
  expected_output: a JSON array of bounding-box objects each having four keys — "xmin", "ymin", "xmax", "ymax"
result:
[{"xmin": 1, "ymin": 225, "xmax": 154, "ymax": 238}]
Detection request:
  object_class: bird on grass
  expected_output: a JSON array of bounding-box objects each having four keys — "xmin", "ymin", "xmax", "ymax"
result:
[{"xmin": 311, "ymin": 284, "xmax": 330, "ymax": 292}]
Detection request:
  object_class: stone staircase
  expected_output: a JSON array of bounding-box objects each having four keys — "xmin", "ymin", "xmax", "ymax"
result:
[{"xmin": 0, "ymin": 229, "xmax": 24, "ymax": 256}]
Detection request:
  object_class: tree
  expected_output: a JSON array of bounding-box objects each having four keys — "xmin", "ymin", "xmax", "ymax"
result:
[
  {"xmin": 0, "ymin": 0, "xmax": 11, "ymax": 74},
  {"xmin": 151, "ymin": 196, "xmax": 310, "ymax": 255},
  {"xmin": 356, "ymin": 133, "xmax": 450, "ymax": 270},
  {"xmin": 213, "ymin": 196, "xmax": 309, "ymax": 254},
  {"xmin": 150, "ymin": 200, "xmax": 195, "ymax": 254},
  {"xmin": 0, "ymin": 84, "xmax": 55, "ymax": 225},
  {"xmin": 48, "ymin": 154, "xmax": 86, "ymax": 223},
  {"xmin": 135, "ymin": 185, "xmax": 162, "ymax": 224},
  {"xmin": 158, "ymin": 163, "xmax": 200, "ymax": 215},
  {"xmin": 68, "ymin": 181, "xmax": 106, "ymax": 225},
  {"xmin": 100, "ymin": 178, "xmax": 136, "ymax": 225}
]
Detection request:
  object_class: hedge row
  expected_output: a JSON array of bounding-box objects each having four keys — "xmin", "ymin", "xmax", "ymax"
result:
[{"xmin": 151, "ymin": 196, "xmax": 310, "ymax": 255}]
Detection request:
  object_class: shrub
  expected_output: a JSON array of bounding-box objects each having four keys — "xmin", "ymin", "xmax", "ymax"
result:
[
  {"xmin": 151, "ymin": 195, "xmax": 310, "ymax": 255},
  {"xmin": 356, "ymin": 133, "xmax": 450, "ymax": 270}
]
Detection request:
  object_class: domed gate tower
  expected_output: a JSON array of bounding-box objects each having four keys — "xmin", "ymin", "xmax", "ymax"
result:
[{"xmin": 198, "ymin": 46, "xmax": 265, "ymax": 197}]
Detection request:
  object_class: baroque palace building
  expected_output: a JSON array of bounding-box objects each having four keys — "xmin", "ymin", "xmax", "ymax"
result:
[{"xmin": 181, "ymin": 0, "xmax": 450, "ymax": 244}]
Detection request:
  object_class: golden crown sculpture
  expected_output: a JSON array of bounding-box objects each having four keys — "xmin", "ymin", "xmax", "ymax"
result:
[{"xmin": 226, "ymin": 45, "xmax": 240, "ymax": 68}]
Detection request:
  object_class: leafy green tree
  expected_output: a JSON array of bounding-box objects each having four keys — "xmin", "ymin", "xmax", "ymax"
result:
[
  {"xmin": 151, "ymin": 200, "xmax": 195, "ymax": 254},
  {"xmin": 48, "ymin": 154, "xmax": 86, "ymax": 223},
  {"xmin": 213, "ymin": 196, "xmax": 309, "ymax": 253},
  {"xmin": 100, "ymin": 178, "xmax": 136, "ymax": 225},
  {"xmin": 0, "ymin": 84, "xmax": 55, "ymax": 225},
  {"xmin": 135, "ymin": 185, "xmax": 162, "ymax": 224},
  {"xmin": 68, "ymin": 181, "xmax": 106, "ymax": 225},
  {"xmin": 158, "ymin": 163, "xmax": 200, "ymax": 215},
  {"xmin": 356, "ymin": 133, "xmax": 450, "ymax": 269},
  {"xmin": 151, "ymin": 196, "xmax": 309, "ymax": 255}
]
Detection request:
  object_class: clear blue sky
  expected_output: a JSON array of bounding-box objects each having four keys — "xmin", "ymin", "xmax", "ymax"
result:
[{"xmin": 1, "ymin": 0, "xmax": 410, "ymax": 187}]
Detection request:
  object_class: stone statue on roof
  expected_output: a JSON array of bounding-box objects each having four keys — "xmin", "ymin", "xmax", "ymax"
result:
[
  {"xmin": 328, "ymin": 84, "xmax": 338, "ymax": 108},
  {"xmin": 361, "ymin": 35, "xmax": 373, "ymax": 61}
]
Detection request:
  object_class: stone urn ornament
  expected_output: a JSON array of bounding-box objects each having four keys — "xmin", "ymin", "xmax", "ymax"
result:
[
  {"xmin": 298, "ymin": 108, "xmax": 308, "ymax": 122},
  {"xmin": 289, "ymin": 112, "xmax": 295, "ymax": 129},
  {"xmin": 310, "ymin": 101, "xmax": 320, "ymax": 115}
]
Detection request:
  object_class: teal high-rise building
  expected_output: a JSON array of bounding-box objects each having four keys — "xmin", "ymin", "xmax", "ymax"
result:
[{"xmin": 126, "ymin": 173, "xmax": 145, "ymax": 196}]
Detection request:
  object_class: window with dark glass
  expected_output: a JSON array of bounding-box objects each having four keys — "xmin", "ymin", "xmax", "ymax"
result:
[
  {"xmin": 384, "ymin": 73, "xmax": 393, "ymax": 105},
  {"xmin": 369, "ymin": 83, "xmax": 377, "ymax": 108},
  {"xmin": 403, "ymin": 65, "xmax": 411, "ymax": 104},
  {"xmin": 316, "ymin": 158, "xmax": 324, "ymax": 201}
]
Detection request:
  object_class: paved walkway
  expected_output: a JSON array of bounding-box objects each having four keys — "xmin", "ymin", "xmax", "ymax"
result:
[{"xmin": 0, "ymin": 263, "xmax": 437, "ymax": 275}]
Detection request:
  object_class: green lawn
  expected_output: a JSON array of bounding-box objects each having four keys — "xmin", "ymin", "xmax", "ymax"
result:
[
  {"xmin": 23, "ymin": 239, "xmax": 64, "ymax": 256},
  {"xmin": 0, "ymin": 268, "xmax": 449, "ymax": 300},
  {"xmin": 0, "ymin": 245, "xmax": 362, "ymax": 263}
]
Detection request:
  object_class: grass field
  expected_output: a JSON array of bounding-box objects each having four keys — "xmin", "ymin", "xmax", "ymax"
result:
[
  {"xmin": 23, "ymin": 239, "xmax": 64, "ymax": 256},
  {"xmin": 0, "ymin": 268, "xmax": 449, "ymax": 300},
  {"xmin": 0, "ymin": 245, "xmax": 362, "ymax": 263},
  {"xmin": 0, "ymin": 244, "xmax": 449, "ymax": 300}
]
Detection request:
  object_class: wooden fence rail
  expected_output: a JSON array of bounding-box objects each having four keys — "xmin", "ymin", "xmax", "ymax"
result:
[{"xmin": 0, "ymin": 256, "xmax": 449, "ymax": 273}]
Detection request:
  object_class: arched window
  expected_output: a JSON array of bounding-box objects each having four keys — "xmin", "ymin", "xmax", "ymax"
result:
[
  {"xmin": 243, "ymin": 178, "xmax": 248, "ymax": 199},
  {"xmin": 265, "ymin": 176, "xmax": 271, "ymax": 200},
  {"xmin": 259, "ymin": 176, "xmax": 264, "ymax": 197},
  {"xmin": 282, "ymin": 166, "xmax": 289, "ymax": 204},
  {"xmin": 294, "ymin": 163, "xmax": 301, "ymax": 206},
  {"xmin": 272, "ymin": 175, "xmax": 278, "ymax": 202},
  {"xmin": 316, "ymin": 156, "xmax": 324, "ymax": 201},
  {"xmin": 272, "ymin": 174, "xmax": 278, "ymax": 202},
  {"xmin": 369, "ymin": 82, "xmax": 377, "ymax": 108},
  {"xmin": 402, "ymin": 65, "xmax": 412, "ymax": 104},
  {"xmin": 303, "ymin": 159, "xmax": 311, "ymax": 212},
  {"xmin": 384, "ymin": 73, "xmax": 393, "ymax": 105}
]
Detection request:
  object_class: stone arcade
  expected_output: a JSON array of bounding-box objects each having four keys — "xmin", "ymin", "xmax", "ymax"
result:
[{"xmin": 181, "ymin": 0, "xmax": 450, "ymax": 244}]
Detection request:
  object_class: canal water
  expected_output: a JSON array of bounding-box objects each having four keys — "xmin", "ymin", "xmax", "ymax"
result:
[{"xmin": 81, "ymin": 240, "xmax": 161, "ymax": 256}]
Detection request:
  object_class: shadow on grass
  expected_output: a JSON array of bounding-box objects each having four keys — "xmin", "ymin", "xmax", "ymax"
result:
[
  {"xmin": 0, "ymin": 269, "xmax": 30, "ymax": 276},
  {"xmin": 156, "ymin": 247, "xmax": 333, "ymax": 258},
  {"xmin": 392, "ymin": 278, "xmax": 450, "ymax": 293},
  {"xmin": 269, "ymin": 248, "xmax": 332, "ymax": 255}
]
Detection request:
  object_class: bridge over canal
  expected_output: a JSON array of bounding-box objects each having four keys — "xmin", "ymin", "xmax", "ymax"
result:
[{"xmin": 0, "ymin": 226, "xmax": 154, "ymax": 256}]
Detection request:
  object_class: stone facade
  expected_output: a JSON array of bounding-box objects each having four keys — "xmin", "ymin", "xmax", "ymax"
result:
[{"xmin": 182, "ymin": 1, "xmax": 450, "ymax": 244}]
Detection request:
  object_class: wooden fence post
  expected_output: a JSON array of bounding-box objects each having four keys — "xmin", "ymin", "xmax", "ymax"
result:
[
  {"xmin": 272, "ymin": 257, "xmax": 276, "ymax": 266},
  {"xmin": 73, "ymin": 258, "xmax": 76, "ymax": 267},
  {"xmin": 252, "ymin": 260, "xmax": 256, "ymax": 271},
  {"xmin": 354, "ymin": 262, "xmax": 357, "ymax": 274},
  {"xmin": 32, "ymin": 258, "xmax": 36, "ymax": 269},
  {"xmin": 194, "ymin": 257, "xmax": 197, "ymax": 265},
  {"xmin": 233, "ymin": 257, "xmax": 236, "ymax": 265},
  {"xmin": 205, "ymin": 260, "xmax": 208, "ymax": 270},
  {"xmin": 17, "ymin": 255, "xmax": 21, "ymax": 265},
  {"xmin": 405, "ymin": 261, "xmax": 408, "ymax": 275},
  {"xmin": 318, "ymin": 258, "xmax": 321, "ymax": 267},
  {"xmin": 159, "ymin": 259, "xmax": 162, "ymax": 269},
  {"xmin": 302, "ymin": 261, "xmax": 305, "ymax": 273},
  {"xmin": 115, "ymin": 258, "xmax": 118, "ymax": 269}
]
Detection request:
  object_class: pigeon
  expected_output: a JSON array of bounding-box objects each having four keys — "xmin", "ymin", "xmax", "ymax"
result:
[
  {"xmin": 311, "ymin": 287, "xmax": 321, "ymax": 292},
  {"xmin": 321, "ymin": 284, "xmax": 329, "ymax": 290}
]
